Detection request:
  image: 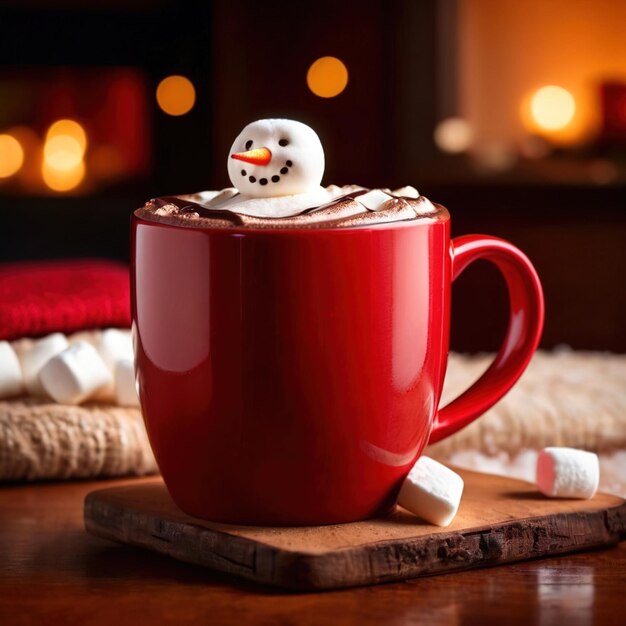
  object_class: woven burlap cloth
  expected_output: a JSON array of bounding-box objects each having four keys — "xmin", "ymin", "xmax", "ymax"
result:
[
  {"xmin": 429, "ymin": 349, "xmax": 626, "ymax": 457},
  {"xmin": 1, "ymin": 350, "xmax": 624, "ymax": 482},
  {"xmin": 0, "ymin": 400, "xmax": 156, "ymax": 481}
]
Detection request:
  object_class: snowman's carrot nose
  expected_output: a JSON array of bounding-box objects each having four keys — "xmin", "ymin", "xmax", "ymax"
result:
[{"xmin": 231, "ymin": 147, "xmax": 272, "ymax": 165}]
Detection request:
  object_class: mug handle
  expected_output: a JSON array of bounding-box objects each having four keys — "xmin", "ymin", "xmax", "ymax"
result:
[{"xmin": 428, "ymin": 235, "xmax": 545, "ymax": 445}]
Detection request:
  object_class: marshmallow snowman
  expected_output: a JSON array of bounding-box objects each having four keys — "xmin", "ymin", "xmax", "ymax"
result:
[{"xmin": 228, "ymin": 119, "xmax": 325, "ymax": 197}]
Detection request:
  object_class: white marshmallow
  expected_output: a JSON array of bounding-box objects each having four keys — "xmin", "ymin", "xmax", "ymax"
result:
[
  {"xmin": 39, "ymin": 341, "xmax": 112, "ymax": 405},
  {"xmin": 181, "ymin": 188, "xmax": 239, "ymax": 206},
  {"xmin": 97, "ymin": 328, "xmax": 133, "ymax": 369},
  {"xmin": 392, "ymin": 185, "xmax": 420, "ymax": 199},
  {"xmin": 114, "ymin": 359, "xmax": 139, "ymax": 407},
  {"xmin": 18, "ymin": 333, "xmax": 70, "ymax": 396},
  {"xmin": 397, "ymin": 456, "xmax": 464, "ymax": 527},
  {"xmin": 536, "ymin": 447, "xmax": 599, "ymax": 499},
  {"xmin": 227, "ymin": 119, "xmax": 325, "ymax": 199},
  {"xmin": 356, "ymin": 189, "xmax": 394, "ymax": 211},
  {"xmin": 208, "ymin": 186, "xmax": 332, "ymax": 219},
  {"xmin": 0, "ymin": 341, "xmax": 24, "ymax": 398}
]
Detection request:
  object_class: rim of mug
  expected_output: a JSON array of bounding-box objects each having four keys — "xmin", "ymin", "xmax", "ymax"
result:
[{"xmin": 131, "ymin": 203, "xmax": 450, "ymax": 235}]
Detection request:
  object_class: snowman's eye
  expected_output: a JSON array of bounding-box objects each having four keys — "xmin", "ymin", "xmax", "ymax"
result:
[
  {"xmin": 245, "ymin": 140, "xmax": 253, "ymax": 150},
  {"xmin": 278, "ymin": 139, "xmax": 289, "ymax": 147}
]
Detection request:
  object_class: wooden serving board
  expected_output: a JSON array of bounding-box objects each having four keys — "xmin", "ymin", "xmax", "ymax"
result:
[{"xmin": 84, "ymin": 470, "xmax": 626, "ymax": 590}]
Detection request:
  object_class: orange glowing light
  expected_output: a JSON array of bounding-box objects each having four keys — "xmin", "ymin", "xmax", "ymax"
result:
[
  {"xmin": 46, "ymin": 119, "xmax": 87, "ymax": 151},
  {"xmin": 156, "ymin": 75, "xmax": 196, "ymax": 116},
  {"xmin": 42, "ymin": 119, "xmax": 88, "ymax": 191},
  {"xmin": 42, "ymin": 159, "xmax": 85, "ymax": 192},
  {"xmin": 0, "ymin": 134, "xmax": 25, "ymax": 178},
  {"xmin": 529, "ymin": 86, "xmax": 576, "ymax": 131},
  {"xmin": 433, "ymin": 118, "xmax": 474, "ymax": 153},
  {"xmin": 306, "ymin": 57, "xmax": 349, "ymax": 98},
  {"xmin": 44, "ymin": 135, "xmax": 83, "ymax": 171}
]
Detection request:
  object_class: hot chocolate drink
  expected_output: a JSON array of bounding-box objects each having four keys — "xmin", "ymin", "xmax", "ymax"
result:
[
  {"xmin": 135, "ymin": 185, "xmax": 445, "ymax": 229},
  {"xmin": 135, "ymin": 118, "xmax": 445, "ymax": 229}
]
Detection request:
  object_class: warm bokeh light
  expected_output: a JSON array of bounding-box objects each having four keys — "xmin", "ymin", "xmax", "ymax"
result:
[
  {"xmin": 529, "ymin": 86, "xmax": 576, "ymax": 131},
  {"xmin": 4, "ymin": 126, "xmax": 40, "ymax": 187},
  {"xmin": 0, "ymin": 134, "xmax": 25, "ymax": 178},
  {"xmin": 43, "ymin": 135, "xmax": 83, "ymax": 171},
  {"xmin": 46, "ymin": 119, "xmax": 87, "ymax": 151},
  {"xmin": 156, "ymin": 75, "xmax": 196, "ymax": 116},
  {"xmin": 42, "ymin": 119, "xmax": 88, "ymax": 192},
  {"xmin": 306, "ymin": 57, "xmax": 349, "ymax": 98},
  {"xmin": 433, "ymin": 118, "xmax": 474, "ymax": 153},
  {"xmin": 41, "ymin": 159, "xmax": 85, "ymax": 192}
]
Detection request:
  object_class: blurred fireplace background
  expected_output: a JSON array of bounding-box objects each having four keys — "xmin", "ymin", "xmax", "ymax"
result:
[{"xmin": 0, "ymin": 0, "xmax": 625, "ymax": 351}]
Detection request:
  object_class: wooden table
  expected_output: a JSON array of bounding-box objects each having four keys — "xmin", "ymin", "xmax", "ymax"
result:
[{"xmin": 1, "ymin": 477, "xmax": 625, "ymax": 626}]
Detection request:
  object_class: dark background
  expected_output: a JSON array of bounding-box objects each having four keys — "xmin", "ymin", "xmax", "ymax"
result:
[{"xmin": 1, "ymin": 0, "xmax": 625, "ymax": 352}]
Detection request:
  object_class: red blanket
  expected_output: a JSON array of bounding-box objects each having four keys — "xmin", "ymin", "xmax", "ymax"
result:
[{"xmin": 0, "ymin": 260, "xmax": 131, "ymax": 341}]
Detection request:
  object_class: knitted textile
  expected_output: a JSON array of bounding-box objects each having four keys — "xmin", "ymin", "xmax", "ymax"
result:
[
  {"xmin": 0, "ymin": 259, "xmax": 130, "ymax": 341},
  {"xmin": 429, "ymin": 350, "xmax": 626, "ymax": 456},
  {"xmin": 0, "ymin": 399, "xmax": 156, "ymax": 481}
]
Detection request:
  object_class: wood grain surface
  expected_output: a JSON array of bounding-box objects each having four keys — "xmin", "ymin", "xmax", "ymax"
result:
[
  {"xmin": 84, "ymin": 470, "xmax": 626, "ymax": 590},
  {"xmin": 2, "ymin": 475, "xmax": 626, "ymax": 626}
]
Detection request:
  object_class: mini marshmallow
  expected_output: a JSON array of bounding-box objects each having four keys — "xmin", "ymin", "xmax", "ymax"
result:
[
  {"xmin": 97, "ymin": 328, "xmax": 133, "ymax": 369},
  {"xmin": 199, "ymin": 188, "xmax": 239, "ymax": 205},
  {"xmin": 69, "ymin": 330, "xmax": 115, "ymax": 402},
  {"xmin": 0, "ymin": 341, "xmax": 24, "ymax": 398},
  {"xmin": 114, "ymin": 359, "xmax": 139, "ymax": 407},
  {"xmin": 392, "ymin": 185, "xmax": 420, "ymax": 199},
  {"xmin": 356, "ymin": 189, "xmax": 394, "ymax": 211},
  {"xmin": 39, "ymin": 341, "xmax": 112, "ymax": 405},
  {"xmin": 18, "ymin": 333, "xmax": 70, "ymax": 396},
  {"xmin": 536, "ymin": 447, "xmax": 599, "ymax": 499},
  {"xmin": 397, "ymin": 456, "xmax": 464, "ymax": 527}
]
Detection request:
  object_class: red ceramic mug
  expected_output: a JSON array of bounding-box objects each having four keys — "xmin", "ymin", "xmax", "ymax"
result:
[{"xmin": 131, "ymin": 206, "xmax": 544, "ymax": 525}]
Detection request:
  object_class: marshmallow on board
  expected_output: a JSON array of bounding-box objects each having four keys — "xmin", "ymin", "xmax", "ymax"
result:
[
  {"xmin": 397, "ymin": 456, "xmax": 465, "ymax": 527},
  {"xmin": 228, "ymin": 119, "xmax": 325, "ymax": 198},
  {"xmin": 114, "ymin": 359, "xmax": 139, "ymax": 407},
  {"xmin": 536, "ymin": 447, "xmax": 599, "ymax": 499},
  {"xmin": 0, "ymin": 341, "xmax": 23, "ymax": 399},
  {"xmin": 97, "ymin": 328, "xmax": 133, "ymax": 369},
  {"xmin": 39, "ymin": 341, "xmax": 112, "ymax": 405},
  {"xmin": 18, "ymin": 333, "xmax": 70, "ymax": 396}
]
